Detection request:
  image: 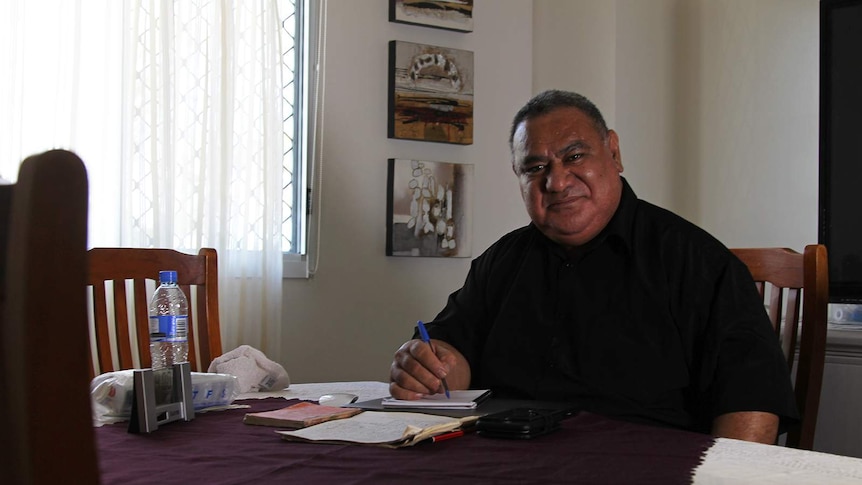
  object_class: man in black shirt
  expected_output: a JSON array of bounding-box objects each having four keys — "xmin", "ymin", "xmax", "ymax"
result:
[{"xmin": 389, "ymin": 90, "xmax": 797, "ymax": 444}]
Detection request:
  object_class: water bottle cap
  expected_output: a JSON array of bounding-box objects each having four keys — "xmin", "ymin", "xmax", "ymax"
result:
[{"xmin": 159, "ymin": 270, "xmax": 178, "ymax": 284}]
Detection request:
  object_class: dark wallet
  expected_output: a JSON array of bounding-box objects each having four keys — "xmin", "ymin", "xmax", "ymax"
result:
[{"xmin": 475, "ymin": 407, "xmax": 567, "ymax": 439}]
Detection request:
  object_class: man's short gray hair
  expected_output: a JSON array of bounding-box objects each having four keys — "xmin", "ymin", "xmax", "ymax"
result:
[{"xmin": 509, "ymin": 90, "xmax": 609, "ymax": 150}]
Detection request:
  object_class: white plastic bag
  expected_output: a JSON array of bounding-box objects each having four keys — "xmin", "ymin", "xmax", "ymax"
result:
[
  {"xmin": 90, "ymin": 370, "xmax": 241, "ymax": 425},
  {"xmin": 207, "ymin": 345, "xmax": 290, "ymax": 393}
]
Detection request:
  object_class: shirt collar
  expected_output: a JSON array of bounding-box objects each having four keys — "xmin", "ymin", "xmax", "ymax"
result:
[{"xmin": 601, "ymin": 176, "xmax": 637, "ymax": 254}]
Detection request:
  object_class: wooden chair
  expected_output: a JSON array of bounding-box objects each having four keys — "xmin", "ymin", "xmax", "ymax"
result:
[
  {"xmin": 731, "ymin": 245, "xmax": 829, "ymax": 450},
  {"xmin": 0, "ymin": 150, "xmax": 99, "ymax": 484},
  {"xmin": 87, "ymin": 247, "xmax": 223, "ymax": 376}
]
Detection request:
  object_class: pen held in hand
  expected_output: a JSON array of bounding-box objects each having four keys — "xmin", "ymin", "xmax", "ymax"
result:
[{"xmin": 416, "ymin": 320, "xmax": 451, "ymax": 399}]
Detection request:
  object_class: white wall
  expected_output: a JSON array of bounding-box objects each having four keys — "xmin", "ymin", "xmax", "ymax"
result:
[
  {"xmin": 532, "ymin": 0, "xmax": 617, "ymax": 127},
  {"xmin": 680, "ymin": 0, "xmax": 819, "ymax": 249},
  {"xmin": 280, "ymin": 0, "xmax": 532, "ymax": 383},
  {"xmin": 533, "ymin": 0, "xmax": 819, "ymax": 251},
  {"xmin": 281, "ymin": 0, "xmax": 820, "ymax": 384},
  {"xmin": 615, "ymin": 0, "xmax": 679, "ymax": 210}
]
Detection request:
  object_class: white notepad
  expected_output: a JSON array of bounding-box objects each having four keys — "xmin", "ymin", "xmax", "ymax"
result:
[{"xmin": 381, "ymin": 389, "xmax": 491, "ymax": 409}]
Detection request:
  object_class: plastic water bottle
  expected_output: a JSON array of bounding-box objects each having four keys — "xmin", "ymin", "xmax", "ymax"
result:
[{"xmin": 148, "ymin": 270, "xmax": 189, "ymax": 370}]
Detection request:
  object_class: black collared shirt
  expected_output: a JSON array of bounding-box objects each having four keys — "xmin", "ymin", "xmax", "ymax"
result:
[{"xmin": 422, "ymin": 178, "xmax": 798, "ymax": 433}]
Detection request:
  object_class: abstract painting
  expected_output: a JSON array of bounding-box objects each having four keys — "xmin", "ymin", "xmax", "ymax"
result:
[
  {"xmin": 389, "ymin": 0, "xmax": 474, "ymax": 32},
  {"xmin": 388, "ymin": 40, "xmax": 474, "ymax": 145},
  {"xmin": 387, "ymin": 158, "xmax": 473, "ymax": 257}
]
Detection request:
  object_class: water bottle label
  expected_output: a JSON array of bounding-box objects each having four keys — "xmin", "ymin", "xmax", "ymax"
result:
[{"xmin": 149, "ymin": 315, "xmax": 188, "ymax": 342}]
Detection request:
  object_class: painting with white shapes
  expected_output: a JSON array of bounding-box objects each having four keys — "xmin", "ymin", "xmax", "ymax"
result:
[{"xmin": 387, "ymin": 159, "xmax": 473, "ymax": 257}]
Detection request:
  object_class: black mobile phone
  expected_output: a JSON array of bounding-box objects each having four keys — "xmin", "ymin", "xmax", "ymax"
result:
[{"xmin": 475, "ymin": 407, "xmax": 566, "ymax": 439}]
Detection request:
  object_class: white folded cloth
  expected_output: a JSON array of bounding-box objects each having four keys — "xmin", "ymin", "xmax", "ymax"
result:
[{"xmin": 207, "ymin": 345, "xmax": 290, "ymax": 393}]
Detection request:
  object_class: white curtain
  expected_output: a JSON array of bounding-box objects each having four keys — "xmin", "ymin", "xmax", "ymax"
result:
[{"xmin": 1, "ymin": 0, "xmax": 284, "ymax": 363}]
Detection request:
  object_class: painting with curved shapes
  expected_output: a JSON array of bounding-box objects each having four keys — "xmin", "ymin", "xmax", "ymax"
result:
[
  {"xmin": 389, "ymin": 0, "xmax": 474, "ymax": 33},
  {"xmin": 388, "ymin": 40, "xmax": 474, "ymax": 145}
]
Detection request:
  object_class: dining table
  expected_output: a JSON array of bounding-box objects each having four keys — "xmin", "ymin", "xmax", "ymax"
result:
[{"xmin": 95, "ymin": 381, "xmax": 862, "ymax": 484}]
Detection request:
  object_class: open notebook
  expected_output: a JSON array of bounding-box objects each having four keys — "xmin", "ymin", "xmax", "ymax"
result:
[{"xmin": 381, "ymin": 389, "xmax": 491, "ymax": 410}]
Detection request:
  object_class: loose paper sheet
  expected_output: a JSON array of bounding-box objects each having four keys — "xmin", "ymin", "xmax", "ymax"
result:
[{"xmin": 277, "ymin": 411, "xmax": 469, "ymax": 447}]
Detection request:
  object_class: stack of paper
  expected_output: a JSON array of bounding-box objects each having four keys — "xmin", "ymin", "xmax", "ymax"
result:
[{"xmin": 277, "ymin": 411, "xmax": 477, "ymax": 448}]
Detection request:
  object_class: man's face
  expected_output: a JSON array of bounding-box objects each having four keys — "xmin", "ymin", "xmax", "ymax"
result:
[{"xmin": 511, "ymin": 107, "xmax": 624, "ymax": 247}]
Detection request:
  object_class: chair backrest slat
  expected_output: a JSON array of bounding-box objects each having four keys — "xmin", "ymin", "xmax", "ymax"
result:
[
  {"xmin": 783, "ymin": 288, "xmax": 801, "ymax": 362},
  {"xmin": 131, "ymin": 277, "xmax": 151, "ymax": 370},
  {"xmin": 196, "ymin": 285, "xmax": 213, "ymax": 369},
  {"xmin": 182, "ymin": 282, "xmax": 199, "ymax": 372},
  {"xmin": 111, "ymin": 279, "xmax": 134, "ymax": 370},
  {"xmin": 92, "ymin": 281, "xmax": 114, "ymax": 375}
]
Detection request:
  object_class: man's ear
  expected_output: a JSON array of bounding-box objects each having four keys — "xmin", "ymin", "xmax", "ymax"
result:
[{"xmin": 607, "ymin": 129, "xmax": 623, "ymax": 173}]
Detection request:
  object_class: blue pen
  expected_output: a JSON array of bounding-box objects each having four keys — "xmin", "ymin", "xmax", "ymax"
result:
[{"xmin": 417, "ymin": 320, "xmax": 450, "ymax": 399}]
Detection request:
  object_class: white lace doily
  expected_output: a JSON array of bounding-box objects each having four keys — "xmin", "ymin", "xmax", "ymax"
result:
[{"xmin": 693, "ymin": 437, "xmax": 862, "ymax": 484}]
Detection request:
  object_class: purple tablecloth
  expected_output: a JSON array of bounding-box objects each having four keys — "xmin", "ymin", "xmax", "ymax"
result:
[{"xmin": 97, "ymin": 398, "xmax": 714, "ymax": 484}]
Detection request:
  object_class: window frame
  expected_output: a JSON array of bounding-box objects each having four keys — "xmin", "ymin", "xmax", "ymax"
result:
[{"xmin": 282, "ymin": 0, "xmax": 321, "ymax": 279}]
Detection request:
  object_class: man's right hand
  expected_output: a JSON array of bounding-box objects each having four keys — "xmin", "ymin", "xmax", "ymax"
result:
[{"xmin": 389, "ymin": 338, "xmax": 470, "ymax": 400}]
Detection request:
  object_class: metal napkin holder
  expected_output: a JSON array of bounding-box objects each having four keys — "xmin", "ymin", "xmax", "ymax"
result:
[{"xmin": 129, "ymin": 362, "xmax": 195, "ymax": 433}]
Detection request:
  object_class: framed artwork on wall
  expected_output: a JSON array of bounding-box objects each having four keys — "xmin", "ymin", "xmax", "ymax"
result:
[
  {"xmin": 386, "ymin": 158, "xmax": 473, "ymax": 257},
  {"xmin": 388, "ymin": 40, "xmax": 474, "ymax": 145},
  {"xmin": 389, "ymin": 0, "xmax": 474, "ymax": 33}
]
